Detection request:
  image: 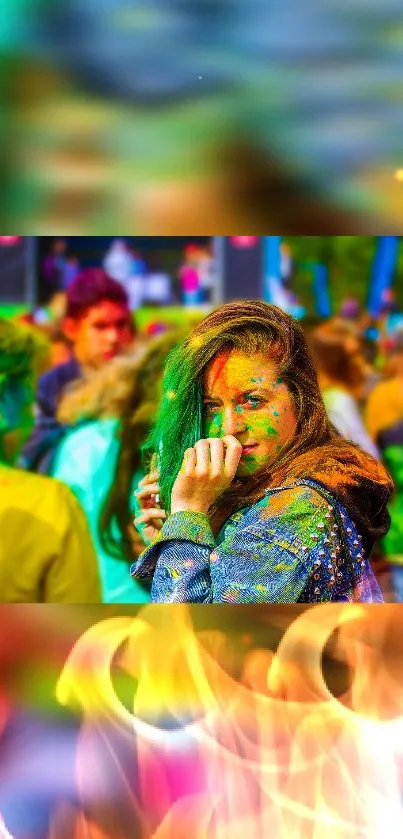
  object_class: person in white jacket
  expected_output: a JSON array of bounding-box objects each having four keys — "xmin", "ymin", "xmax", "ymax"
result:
[{"xmin": 104, "ymin": 239, "xmax": 145, "ymax": 310}]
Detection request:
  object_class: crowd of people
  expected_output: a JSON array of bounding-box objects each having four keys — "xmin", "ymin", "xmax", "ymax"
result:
[
  {"xmin": 38, "ymin": 238, "xmax": 215, "ymax": 311},
  {"xmin": 1, "ymin": 263, "xmax": 403, "ymax": 603}
]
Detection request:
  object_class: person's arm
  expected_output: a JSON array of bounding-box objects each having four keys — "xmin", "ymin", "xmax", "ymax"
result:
[
  {"xmin": 33, "ymin": 359, "xmax": 81, "ymax": 427},
  {"xmin": 34, "ymin": 370, "xmax": 58, "ymax": 425},
  {"xmin": 132, "ymin": 511, "xmax": 214, "ymax": 602},
  {"xmin": 43, "ymin": 484, "xmax": 102, "ymax": 603},
  {"xmin": 18, "ymin": 416, "xmax": 66, "ymax": 475},
  {"xmin": 132, "ymin": 488, "xmax": 334, "ymax": 603},
  {"xmin": 17, "ymin": 372, "xmax": 62, "ymax": 472}
]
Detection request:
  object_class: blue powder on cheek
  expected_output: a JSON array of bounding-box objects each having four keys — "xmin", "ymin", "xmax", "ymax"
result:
[{"xmin": 235, "ymin": 405, "xmax": 243, "ymax": 414}]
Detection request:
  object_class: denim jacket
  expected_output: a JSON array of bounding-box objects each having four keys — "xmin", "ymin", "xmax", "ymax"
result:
[{"xmin": 131, "ymin": 479, "xmax": 383, "ymax": 603}]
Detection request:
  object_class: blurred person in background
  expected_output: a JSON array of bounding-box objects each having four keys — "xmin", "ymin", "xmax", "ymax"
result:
[
  {"xmin": 50, "ymin": 329, "xmax": 188, "ymax": 603},
  {"xmin": 104, "ymin": 239, "xmax": 146, "ymax": 310},
  {"xmin": 0, "ymin": 320, "xmax": 101, "ymax": 603},
  {"xmin": 193, "ymin": 242, "xmax": 215, "ymax": 305},
  {"xmin": 360, "ymin": 340, "xmax": 383, "ymax": 402},
  {"xmin": 365, "ymin": 345, "xmax": 403, "ymax": 601},
  {"xmin": 20, "ymin": 268, "xmax": 136, "ymax": 473},
  {"xmin": 47, "ymin": 326, "xmax": 73, "ymax": 369},
  {"xmin": 41, "ymin": 239, "xmax": 68, "ymax": 303},
  {"xmin": 60, "ymin": 252, "xmax": 81, "ymax": 289},
  {"xmin": 339, "ymin": 297, "xmax": 361, "ymax": 323},
  {"xmin": 131, "ymin": 301, "xmax": 392, "ymax": 603},
  {"xmin": 127, "ymin": 246, "xmax": 147, "ymax": 310},
  {"xmin": 130, "ymin": 246, "xmax": 147, "ymax": 278},
  {"xmin": 377, "ymin": 414, "xmax": 403, "ymax": 602},
  {"xmin": 127, "ymin": 246, "xmax": 147, "ymax": 311},
  {"xmin": 308, "ymin": 321, "xmax": 380, "ymax": 459},
  {"xmin": 329, "ymin": 311, "xmax": 382, "ymax": 402},
  {"xmin": 372, "ymin": 291, "xmax": 403, "ymax": 374},
  {"xmin": 178, "ymin": 244, "xmax": 201, "ymax": 307},
  {"xmin": 19, "ymin": 291, "xmax": 67, "ymax": 331},
  {"xmin": 16, "ymin": 318, "xmax": 73, "ymax": 371},
  {"xmin": 365, "ymin": 345, "xmax": 403, "ymax": 447},
  {"xmin": 0, "ymin": 319, "xmax": 50, "ymax": 465},
  {"xmin": 378, "ymin": 290, "xmax": 403, "ymax": 344},
  {"xmin": 104, "ymin": 238, "xmax": 133, "ymax": 286}
]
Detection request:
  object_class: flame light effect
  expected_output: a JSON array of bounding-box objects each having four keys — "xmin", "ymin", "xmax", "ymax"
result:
[
  {"xmin": 0, "ymin": 815, "xmax": 13, "ymax": 839},
  {"xmin": 53, "ymin": 605, "xmax": 403, "ymax": 839}
]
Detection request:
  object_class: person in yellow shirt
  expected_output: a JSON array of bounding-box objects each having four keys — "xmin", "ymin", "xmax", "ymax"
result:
[
  {"xmin": 0, "ymin": 465, "xmax": 101, "ymax": 602},
  {"xmin": 0, "ymin": 318, "xmax": 101, "ymax": 603},
  {"xmin": 364, "ymin": 348, "xmax": 403, "ymax": 600},
  {"xmin": 365, "ymin": 349, "xmax": 403, "ymax": 445}
]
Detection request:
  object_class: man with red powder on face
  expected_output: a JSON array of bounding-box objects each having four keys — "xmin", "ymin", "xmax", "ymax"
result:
[{"xmin": 20, "ymin": 268, "xmax": 136, "ymax": 473}]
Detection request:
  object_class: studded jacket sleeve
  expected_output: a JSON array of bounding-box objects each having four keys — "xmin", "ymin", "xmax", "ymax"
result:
[{"xmin": 131, "ymin": 482, "xmax": 383, "ymax": 603}]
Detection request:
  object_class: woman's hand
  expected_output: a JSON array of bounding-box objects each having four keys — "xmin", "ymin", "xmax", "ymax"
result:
[
  {"xmin": 171, "ymin": 435, "xmax": 242, "ymax": 515},
  {"xmin": 133, "ymin": 470, "xmax": 167, "ymax": 544}
]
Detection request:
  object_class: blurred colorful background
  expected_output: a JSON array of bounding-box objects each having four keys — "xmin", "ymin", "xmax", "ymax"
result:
[
  {"xmin": 0, "ymin": 603, "xmax": 403, "ymax": 838},
  {"xmin": 0, "ymin": 604, "xmax": 403, "ymax": 839},
  {"xmin": 3, "ymin": 234, "xmax": 403, "ymax": 320},
  {"xmin": 2, "ymin": 2, "xmax": 403, "ymax": 232}
]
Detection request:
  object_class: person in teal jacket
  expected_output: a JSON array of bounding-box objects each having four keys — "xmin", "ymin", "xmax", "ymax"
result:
[
  {"xmin": 51, "ymin": 415, "xmax": 144, "ymax": 603},
  {"xmin": 51, "ymin": 329, "xmax": 188, "ymax": 603}
]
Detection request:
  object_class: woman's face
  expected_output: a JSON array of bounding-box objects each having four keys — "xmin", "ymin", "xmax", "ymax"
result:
[{"xmin": 202, "ymin": 350, "xmax": 298, "ymax": 476}]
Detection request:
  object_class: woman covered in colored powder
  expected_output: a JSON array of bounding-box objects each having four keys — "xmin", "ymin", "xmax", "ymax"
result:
[{"xmin": 131, "ymin": 302, "xmax": 393, "ymax": 603}]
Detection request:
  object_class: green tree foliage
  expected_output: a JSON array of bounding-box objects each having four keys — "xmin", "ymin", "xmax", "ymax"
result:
[{"xmin": 284, "ymin": 236, "xmax": 403, "ymax": 315}]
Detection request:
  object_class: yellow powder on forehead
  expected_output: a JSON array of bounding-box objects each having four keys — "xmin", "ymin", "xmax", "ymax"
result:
[{"xmin": 205, "ymin": 351, "xmax": 278, "ymax": 395}]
